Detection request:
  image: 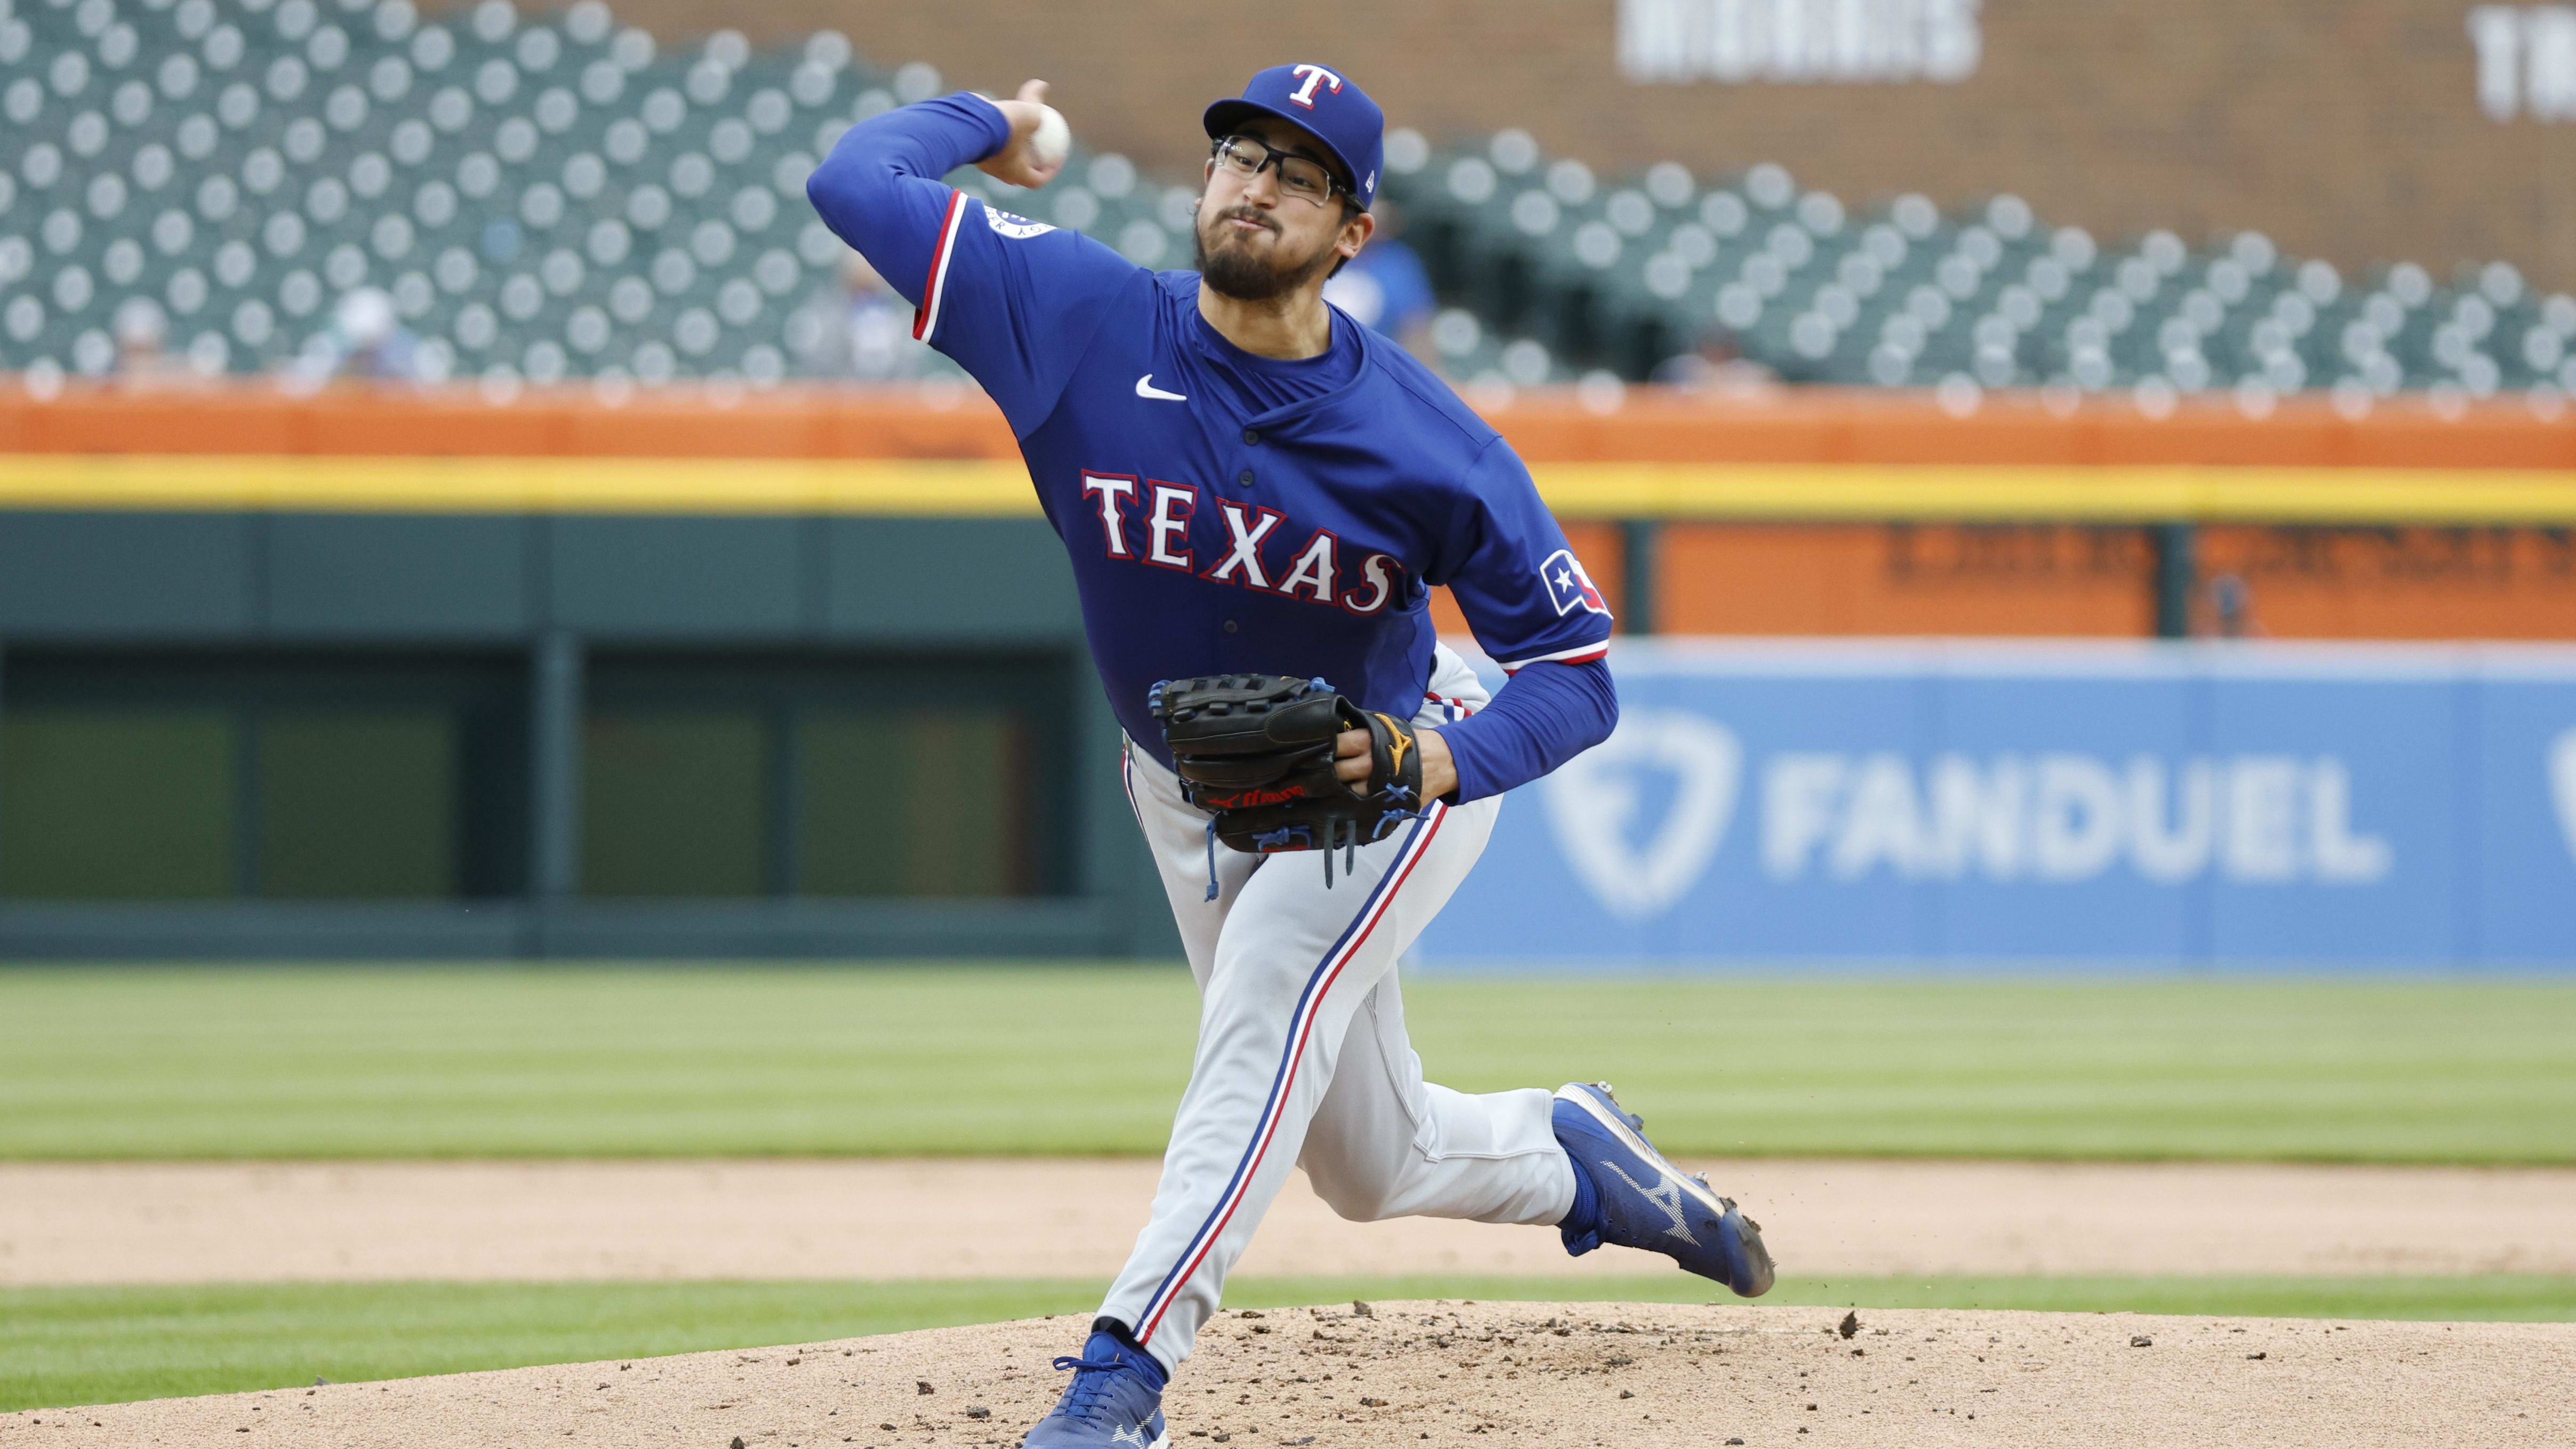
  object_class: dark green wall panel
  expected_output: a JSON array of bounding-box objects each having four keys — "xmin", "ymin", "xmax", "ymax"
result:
[
  {"xmin": 821, "ymin": 517, "xmax": 1081, "ymax": 641},
  {"xmin": 266, "ymin": 515, "xmax": 532, "ymax": 638},
  {"xmin": 0, "ymin": 509, "xmax": 1177, "ymax": 957},
  {"xmin": 547, "ymin": 517, "xmax": 808, "ymax": 637},
  {"xmin": 0, "ymin": 514, "xmax": 254, "ymax": 637},
  {"xmin": 0, "ymin": 513, "xmax": 1098, "ymax": 646}
]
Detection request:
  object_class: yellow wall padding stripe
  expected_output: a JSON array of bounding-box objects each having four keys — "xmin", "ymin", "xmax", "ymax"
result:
[
  {"xmin": 1533, "ymin": 463, "xmax": 2576, "ymax": 523},
  {"xmin": 0, "ymin": 455, "xmax": 1044, "ymax": 516},
  {"xmin": 5, "ymin": 455, "xmax": 2576, "ymax": 523}
]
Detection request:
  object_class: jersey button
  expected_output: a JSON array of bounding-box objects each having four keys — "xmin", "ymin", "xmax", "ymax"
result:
[
  {"xmin": 1223, "ymin": 619, "xmax": 1240, "ymax": 634},
  {"xmin": 1237, "ymin": 469, "xmax": 1255, "ymax": 487},
  {"xmin": 1241, "ymin": 427, "xmax": 1260, "ymax": 445}
]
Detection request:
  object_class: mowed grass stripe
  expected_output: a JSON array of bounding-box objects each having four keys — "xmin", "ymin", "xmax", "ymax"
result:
[
  {"xmin": 1, "ymin": 967, "xmax": 2571, "ymax": 1162},
  {"xmin": 7, "ymin": 1276, "xmax": 2573, "ymax": 1412}
]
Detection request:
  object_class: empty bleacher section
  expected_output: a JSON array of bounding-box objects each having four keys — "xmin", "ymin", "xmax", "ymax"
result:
[
  {"xmin": 4, "ymin": 0, "xmax": 2573, "ymax": 399},
  {"xmin": 1, "ymin": 0, "xmax": 928, "ymax": 385},
  {"xmin": 1381, "ymin": 129, "xmax": 2576, "ymax": 402}
]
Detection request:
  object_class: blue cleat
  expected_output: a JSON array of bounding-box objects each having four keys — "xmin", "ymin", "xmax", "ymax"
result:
[
  {"xmin": 1023, "ymin": 1326, "xmax": 1170, "ymax": 1449},
  {"xmin": 1552, "ymin": 1080, "xmax": 1776, "ymax": 1298}
]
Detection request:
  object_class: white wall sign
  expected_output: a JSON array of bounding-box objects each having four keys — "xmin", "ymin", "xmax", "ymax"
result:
[
  {"xmin": 2469, "ymin": 6, "xmax": 2576, "ymax": 120},
  {"xmin": 1618, "ymin": 0, "xmax": 1983, "ymax": 84}
]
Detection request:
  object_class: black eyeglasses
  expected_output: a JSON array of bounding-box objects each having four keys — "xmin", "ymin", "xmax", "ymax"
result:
[{"xmin": 1210, "ymin": 134, "xmax": 1351, "ymax": 207}]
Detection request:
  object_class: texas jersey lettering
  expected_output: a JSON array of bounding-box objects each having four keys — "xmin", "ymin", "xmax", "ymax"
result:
[
  {"xmin": 897, "ymin": 162, "xmax": 1611, "ymax": 763},
  {"xmin": 1080, "ymin": 474, "xmax": 1408, "ymax": 615}
]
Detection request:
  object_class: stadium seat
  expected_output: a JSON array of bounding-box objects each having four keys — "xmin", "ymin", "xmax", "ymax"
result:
[
  {"xmin": 1383, "ymin": 128, "xmax": 2573, "ymax": 399},
  {"xmin": 3, "ymin": 0, "xmax": 2568, "ymax": 396}
]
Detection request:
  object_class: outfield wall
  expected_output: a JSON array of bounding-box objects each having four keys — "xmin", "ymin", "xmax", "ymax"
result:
[
  {"xmin": 5, "ymin": 386, "xmax": 2574, "ymax": 960},
  {"xmin": 1423, "ymin": 639, "xmax": 2576, "ymax": 969}
]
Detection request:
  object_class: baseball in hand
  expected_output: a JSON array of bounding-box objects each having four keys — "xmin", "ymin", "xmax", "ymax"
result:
[
  {"xmin": 1030, "ymin": 104, "xmax": 1071, "ymax": 170},
  {"xmin": 975, "ymin": 81, "xmax": 1069, "ymax": 190}
]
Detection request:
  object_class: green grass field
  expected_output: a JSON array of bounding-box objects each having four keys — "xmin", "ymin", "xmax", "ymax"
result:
[
  {"xmin": 8, "ymin": 1275, "xmax": 2573, "ymax": 1412},
  {"xmin": 2, "ymin": 966, "xmax": 2572, "ymax": 1162},
  {"xmin": 6, "ymin": 966, "xmax": 2571, "ymax": 1411}
]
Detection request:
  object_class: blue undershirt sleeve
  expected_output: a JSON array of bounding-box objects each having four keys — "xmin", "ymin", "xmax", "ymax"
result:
[{"xmin": 1435, "ymin": 655, "xmax": 1619, "ymax": 804}]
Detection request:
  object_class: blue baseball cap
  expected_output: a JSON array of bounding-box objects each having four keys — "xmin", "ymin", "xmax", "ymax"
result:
[{"xmin": 1202, "ymin": 63, "xmax": 1384, "ymax": 209}]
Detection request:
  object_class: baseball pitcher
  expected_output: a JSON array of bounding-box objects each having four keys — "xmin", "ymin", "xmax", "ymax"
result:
[{"xmin": 807, "ymin": 62, "xmax": 1772, "ymax": 1449}]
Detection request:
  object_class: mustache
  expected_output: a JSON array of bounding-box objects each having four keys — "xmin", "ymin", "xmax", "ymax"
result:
[{"xmin": 1209, "ymin": 205, "xmax": 1278, "ymax": 236}]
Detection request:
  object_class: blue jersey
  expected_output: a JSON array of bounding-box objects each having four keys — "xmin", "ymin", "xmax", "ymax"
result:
[{"xmin": 809, "ymin": 95, "xmax": 1617, "ymax": 795}]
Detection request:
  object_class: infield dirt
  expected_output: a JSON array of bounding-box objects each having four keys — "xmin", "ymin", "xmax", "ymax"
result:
[
  {"xmin": 9, "ymin": 1158, "xmax": 2574, "ymax": 1284},
  {"xmin": 11, "ymin": 1300, "xmax": 2569, "ymax": 1448}
]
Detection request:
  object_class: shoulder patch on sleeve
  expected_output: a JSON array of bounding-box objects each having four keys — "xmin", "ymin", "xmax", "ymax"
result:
[
  {"xmin": 1540, "ymin": 547, "xmax": 1610, "ymax": 617},
  {"xmin": 984, "ymin": 207, "xmax": 1056, "ymax": 238}
]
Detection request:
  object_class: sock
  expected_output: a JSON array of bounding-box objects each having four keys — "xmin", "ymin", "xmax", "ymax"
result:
[
  {"xmin": 1551, "ymin": 1092, "xmax": 1606, "ymax": 1255},
  {"xmin": 1555, "ymin": 1143, "xmax": 1602, "ymax": 1255},
  {"xmin": 1087, "ymin": 1317, "xmax": 1168, "ymax": 1390}
]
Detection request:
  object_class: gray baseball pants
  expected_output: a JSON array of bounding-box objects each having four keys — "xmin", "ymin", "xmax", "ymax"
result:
[{"xmin": 1097, "ymin": 645, "xmax": 1577, "ymax": 1371}]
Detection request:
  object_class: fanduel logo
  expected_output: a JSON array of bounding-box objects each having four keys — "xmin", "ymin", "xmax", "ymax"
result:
[
  {"xmin": 1761, "ymin": 752, "xmax": 2391, "ymax": 885},
  {"xmin": 1542, "ymin": 720, "xmax": 2420, "ymax": 919},
  {"xmin": 1542, "ymin": 711, "xmax": 1740, "ymax": 920}
]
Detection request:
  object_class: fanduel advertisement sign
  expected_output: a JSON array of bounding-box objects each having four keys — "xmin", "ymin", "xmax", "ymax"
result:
[{"xmin": 1421, "ymin": 642, "xmax": 2576, "ymax": 968}]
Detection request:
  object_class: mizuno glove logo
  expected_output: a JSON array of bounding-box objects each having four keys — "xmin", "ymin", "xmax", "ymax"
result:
[{"xmin": 1373, "ymin": 713, "xmax": 1412, "ymax": 776}]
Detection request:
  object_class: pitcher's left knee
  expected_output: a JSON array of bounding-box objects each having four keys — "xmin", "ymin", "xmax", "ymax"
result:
[{"xmin": 1301, "ymin": 1151, "xmax": 1416, "ymax": 1222}]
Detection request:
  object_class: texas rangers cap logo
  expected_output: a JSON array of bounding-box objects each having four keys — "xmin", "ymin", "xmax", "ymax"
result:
[
  {"xmin": 1540, "ymin": 548, "xmax": 1608, "ymax": 616},
  {"xmin": 1287, "ymin": 63, "xmax": 1343, "ymax": 108}
]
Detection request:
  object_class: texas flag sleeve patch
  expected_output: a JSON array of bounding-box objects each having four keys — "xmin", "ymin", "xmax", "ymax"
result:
[{"xmin": 1540, "ymin": 548, "xmax": 1609, "ymax": 617}]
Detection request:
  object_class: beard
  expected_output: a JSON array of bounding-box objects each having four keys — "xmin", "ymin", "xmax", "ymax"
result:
[{"xmin": 1193, "ymin": 202, "xmax": 1340, "ymax": 302}]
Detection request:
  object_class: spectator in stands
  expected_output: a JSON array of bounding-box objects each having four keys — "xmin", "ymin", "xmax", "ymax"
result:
[
  {"xmin": 792, "ymin": 254, "xmax": 942, "ymax": 380},
  {"xmin": 111, "ymin": 299, "xmax": 191, "ymax": 388},
  {"xmin": 287, "ymin": 289, "xmax": 427, "ymax": 389},
  {"xmin": 2205, "ymin": 573, "xmax": 2264, "ymax": 637},
  {"xmin": 1321, "ymin": 197, "xmax": 1437, "ymax": 361},
  {"xmin": 1651, "ymin": 324, "xmax": 1777, "ymax": 396}
]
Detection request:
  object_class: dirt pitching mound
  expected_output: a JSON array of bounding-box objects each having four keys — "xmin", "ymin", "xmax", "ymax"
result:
[{"xmin": 13, "ymin": 1301, "xmax": 2571, "ymax": 1448}]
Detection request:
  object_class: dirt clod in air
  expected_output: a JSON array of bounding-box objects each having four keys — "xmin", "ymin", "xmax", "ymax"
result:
[{"xmin": 1839, "ymin": 1311, "xmax": 1861, "ymax": 1340}]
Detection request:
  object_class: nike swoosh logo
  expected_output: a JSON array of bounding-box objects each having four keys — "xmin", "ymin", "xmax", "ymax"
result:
[{"xmin": 1135, "ymin": 374, "xmax": 1188, "ymax": 402}]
